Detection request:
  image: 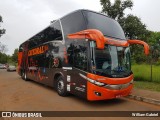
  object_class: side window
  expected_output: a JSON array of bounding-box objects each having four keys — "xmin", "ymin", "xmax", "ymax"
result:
[
  {"xmin": 28, "ymin": 40, "xmax": 36, "ymax": 49},
  {"xmin": 28, "ymin": 21, "xmax": 62, "ymax": 49},
  {"xmin": 61, "ymin": 11, "xmax": 86, "ymax": 38},
  {"xmin": 73, "ymin": 41, "xmax": 87, "ymax": 71},
  {"xmin": 28, "ymin": 54, "xmax": 45, "ymax": 68},
  {"xmin": 49, "ymin": 21, "xmax": 63, "ymax": 40}
]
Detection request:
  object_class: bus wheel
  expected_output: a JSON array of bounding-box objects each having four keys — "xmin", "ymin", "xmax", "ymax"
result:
[
  {"xmin": 56, "ymin": 76, "xmax": 68, "ymax": 96},
  {"xmin": 22, "ymin": 71, "xmax": 28, "ymax": 81}
]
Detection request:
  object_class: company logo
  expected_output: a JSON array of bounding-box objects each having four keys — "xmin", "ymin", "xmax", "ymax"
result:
[
  {"xmin": 1, "ymin": 112, "xmax": 42, "ymax": 117},
  {"xmin": 2, "ymin": 112, "xmax": 11, "ymax": 117},
  {"xmin": 28, "ymin": 45, "xmax": 48, "ymax": 56}
]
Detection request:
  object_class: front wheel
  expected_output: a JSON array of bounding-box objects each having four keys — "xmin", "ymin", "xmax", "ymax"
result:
[{"xmin": 56, "ymin": 76, "xmax": 68, "ymax": 96}]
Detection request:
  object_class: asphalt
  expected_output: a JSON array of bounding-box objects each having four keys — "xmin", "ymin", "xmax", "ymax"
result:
[
  {"xmin": 0, "ymin": 69, "xmax": 160, "ymax": 119},
  {"xmin": 127, "ymin": 88, "xmax": 160, "ymax": 106}
]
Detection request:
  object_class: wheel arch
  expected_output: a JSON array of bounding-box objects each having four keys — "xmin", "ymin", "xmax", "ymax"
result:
[{"xmin": 53, "ymin": 72, "xmax": 64, "ymax": 87}]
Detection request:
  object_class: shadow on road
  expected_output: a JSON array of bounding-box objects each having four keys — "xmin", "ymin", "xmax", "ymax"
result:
[
  {"xmin": 69, "ymin": 95, "xmax": 126, "ymax": 108},
  {"xmin": 20, "ymin": 78, "xmax": 127, "ymax": 108}
]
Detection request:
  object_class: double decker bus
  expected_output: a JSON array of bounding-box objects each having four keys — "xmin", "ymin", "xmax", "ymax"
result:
[{"xmin": 18, "ymin": 9, "xmax": 149, "ymax": 101}]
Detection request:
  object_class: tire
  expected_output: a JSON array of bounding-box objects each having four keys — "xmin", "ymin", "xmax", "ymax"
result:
[
  {"xmin": 22, "ymin": 71, "xmax": 28, "ymax": 81},
  {"xmin": 56, "ymin": 76, "xmax": 68, "ymax": 96}
]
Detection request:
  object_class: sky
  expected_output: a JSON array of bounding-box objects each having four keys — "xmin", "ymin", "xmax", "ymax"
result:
[{"xmin": 0, "ymin": 0, "xmax": 159, "ymax": 55}]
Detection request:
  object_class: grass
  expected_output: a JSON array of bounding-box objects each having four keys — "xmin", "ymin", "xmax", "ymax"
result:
[
  {"xmin": 132, "ymin": 64, "xmax": 160, "ymax": 83},
  {"xmin": 131, "ymin": 64, "xmax": 160, "ymax": 92},
  {"xmin": 134, "ymin": 81, "xmax": 160, "ymax": 92}
]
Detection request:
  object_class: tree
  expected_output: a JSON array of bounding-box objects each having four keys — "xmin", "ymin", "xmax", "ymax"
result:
[
  {"xmin": 0, "ymin": 42, "xmax": 7, "ymax": 53},
  {"xmin": 147, "ymin": 32, "xmax": 160, "ymax": 63},
  {"xmin": 118, "ymin": 15, "xmax": 150, "ymax": 63},
  {"xmin": 119, "ymin": 14, "xmax": 148, "ymax": 40},
  {"xmin": 0, "ymin": 52, "xmax": 7, "ymax": 63},
  {"xmin": 0, "ymin": 15, "xmax": 6, "ymax": 54},
  {"xmin": 100, "ymin": 0, "xmax": 150, "ymax": 63},
  {"xmin": 100, "ymin": 0, "xmax": 148, "ymax": 40},
  {"xmin": 100, "ymin": 0, "xmax": 133, "ymax": 20},
  {"xmin": 0, "ymin": 15, "xmax": 5, "ymax": 37},
  {"xmin": 12, "ymin": 48, "xmax": 18, "ymax": 63},
  {"xmin": 147, "ymin": 32, "xmax": 160, "ymax": 45}
]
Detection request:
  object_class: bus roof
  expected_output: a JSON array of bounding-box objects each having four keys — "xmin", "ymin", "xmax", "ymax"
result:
[{"xmin": 20, "ymin": 9, "xmax": 125, "ymax": 46}]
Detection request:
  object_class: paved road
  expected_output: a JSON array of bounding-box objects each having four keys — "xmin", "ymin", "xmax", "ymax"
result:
[{"xmin": 0, "ymin": 69, "xmax": 159, "ymax": 120}]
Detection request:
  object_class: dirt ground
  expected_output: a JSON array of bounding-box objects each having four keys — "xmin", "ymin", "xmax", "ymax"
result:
[{"xmin": 0, "ymin": 69, "xmax": 159, "ymax": 120}]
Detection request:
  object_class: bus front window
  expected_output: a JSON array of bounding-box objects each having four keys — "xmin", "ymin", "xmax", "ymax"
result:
[{"xmin": 90, "ymin": 41, "xmax": 132, "ymax": 78}]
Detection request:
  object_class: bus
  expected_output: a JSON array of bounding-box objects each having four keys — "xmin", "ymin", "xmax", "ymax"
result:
[{"xmin": 18, "ymin": 9, "xmax": 149, "ymax": 101}]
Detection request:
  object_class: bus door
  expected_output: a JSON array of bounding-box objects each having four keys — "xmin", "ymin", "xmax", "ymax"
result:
[{"xmin": 66, "ymin": 40, "xmax": 88, "ymax": 99}]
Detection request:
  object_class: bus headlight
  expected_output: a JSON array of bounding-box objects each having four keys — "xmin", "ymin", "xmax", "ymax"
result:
[
  {"xmin": 94, "ymin": 81, "xmax": 106, "ymax": 86},
  {"xmin": 79, "ymin": 73, "xmax": 106, "ymax": 87},
  {"xmin": 86, "ymin": 77, "xmax": 106, "ymax": 86}
]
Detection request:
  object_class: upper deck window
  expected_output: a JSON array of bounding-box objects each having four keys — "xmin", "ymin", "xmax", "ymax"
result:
[
  {"xmin": 28, "ymin": 20, "xmax": 62, "ymax": 49},
  {"xmin": 19, "ymin": 45, "xmax": 23, "ymax": 52},
  {"xmin": 83, "ymin": 11, "xmax": 126, "ymax": 40},
  {"xmin": 61, "ymin": 11, "xmax": 86, "ymax": 38}
]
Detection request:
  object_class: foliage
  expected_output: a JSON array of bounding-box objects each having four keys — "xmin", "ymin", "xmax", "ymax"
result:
[
  {"xmin": 118, "ymin": 15, "xmax": 150, "ymax": 63},
  {"xmin": 100, "ymin": 0, "xmax": 133, "ymax": 20},
  {"xmin": 100, "ymin": 0, "xmax": 148, "ymax": 40},
  {"xmin": 100, "ymin": 0, "xmax": 151, "ymax": 64},
  {"xmin": 0, "ymin": 52, "xmax": 10, "ymax": 64},
  {"xmin": 145, "ymin": 32, "xmax": 160, "ymax": 63},
  {"xmin": 0, "ymin": 42, "xmax": 7, "ymax": 53},
  {"xmin": 0, "ymin": 15, "xmax": 5, "ymax": 37},
  {"xmin": 147, "ymin": 32, "xmax": 160, "ymax": 45},
  {"xmin": 0, "ymin": 15, "xmax": 7, "ymax": 56},
  {"xmin": 12, "ymin": 48, "xmax": 18, "ymax": 63},
  {"xmin": 0, "ymin": 47, "xmax": 18, "ymax": 65},
  {"xmin": 119, "ymin": 14, "xmax": 148, "ymax": 39}
]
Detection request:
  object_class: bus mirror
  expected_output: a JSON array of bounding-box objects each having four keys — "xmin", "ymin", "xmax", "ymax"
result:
[
  {"xmin": 128, "ymin": 40, "xmax": 150, "ymax": 55},
  {"xmin": 67, "ymin": 29, "xmax": 105, "ymax": 49}
]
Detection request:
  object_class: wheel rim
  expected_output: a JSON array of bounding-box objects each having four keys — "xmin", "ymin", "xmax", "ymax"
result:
[
  {"xmin": 22, "ymin": 72, "xmax": 24, "ymax": 78},
  {"xmin": 24, "ymin": 72, "xmax": 26, "ymax": 80},
  {"xmin": 57, "ymin": 80, "xmax": 64, "ymax": 93}
]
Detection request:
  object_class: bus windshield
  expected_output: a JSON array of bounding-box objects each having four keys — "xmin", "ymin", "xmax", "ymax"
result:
[{"xmin": 90, "ymin": 41, "xmax": 132, "ymax": 78}]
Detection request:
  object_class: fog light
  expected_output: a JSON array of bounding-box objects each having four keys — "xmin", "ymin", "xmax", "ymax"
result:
[{"xmin": 94, "ymin": 91, "xmax": 101, "ymax": 96}]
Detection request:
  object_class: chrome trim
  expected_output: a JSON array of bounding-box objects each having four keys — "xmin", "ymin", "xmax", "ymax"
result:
[
  {"xmin": 62, "ymin": 67, "xmax": 72, "ymax": 70},
  {"xmin": 79, "ymin": 73, "xmax": 89, "ymax": 80},
  {"xmin": 79, "ymin": 73, "xmax": 105, "ymax": 86},
  {"xmin": 79, "ymin": 73, "xmax": 133, "ymax": 89},
  {"xmin": 59, "ymin": 19, "xmax": 65, "ymax": 44},
  {"xmin": 42, "ymin": 40, "xmax": 63, "ymax": 45},
  {"xmin": 75, "ymin": 67, "xmax": 88, "ymax": 74},
  {"xmin": 104, "ymin": 80, "xmax": 133, "ymax": 90}
]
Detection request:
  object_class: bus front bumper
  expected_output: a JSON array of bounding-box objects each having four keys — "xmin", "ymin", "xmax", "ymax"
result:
[{"xmin": 87, "ymin": 82, "xmax": 133, "ymax": 101}]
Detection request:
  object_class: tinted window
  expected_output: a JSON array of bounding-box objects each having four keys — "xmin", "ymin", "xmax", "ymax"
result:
[
  {"xmin": 48, "ymin": 21, "xmax": 63, "ymax": 40},
  {"xmin": 28, "ymin": 21, "xmax": 62, "ymax": 49},
  {"xmin": 61, "ymin": 11, "xmax": 86, "ymax": 38},
  {"xmin": 67, "ymin": 40, "xmax": 88, "ymax": 70},
  {"xmin": 19, "ymin": 45, "xmax": 23, "ymax": 52},
  {"xmin": 28, "ymin": 54, "xmax": 44, "ymax": 68},
  {"xmin": 83, "ymin": 11, "xmax": 126, "ymax": 40}
]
